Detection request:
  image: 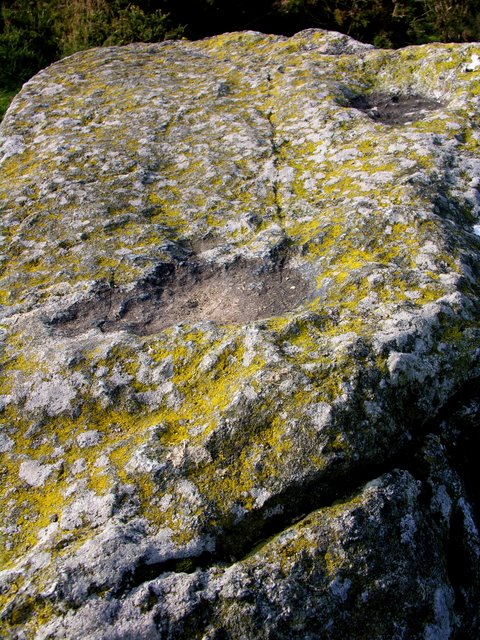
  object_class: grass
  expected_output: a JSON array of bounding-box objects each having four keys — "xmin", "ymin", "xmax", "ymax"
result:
[{"xmin": 0, "ymin": 88, "xmax": 19, "ymax": 121}]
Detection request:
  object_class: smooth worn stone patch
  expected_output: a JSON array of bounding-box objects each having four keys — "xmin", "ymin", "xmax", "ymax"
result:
[
  {"xmin": 45, "ymin": 258, "xmax": 311, "ymax": 336},
  {"xmin": 0, "ymin": 28, "xmax": 480, "ymax": 639},
  {"xmin": 346, "ymin": 91, "xmax": 445, "ymax": 125}
]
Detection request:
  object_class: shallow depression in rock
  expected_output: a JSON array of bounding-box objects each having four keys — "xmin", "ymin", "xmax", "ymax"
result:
[
  {"xmin": 46, "ymin": 260, "xmax": 312, "ymax": 336},
  {"xmin": 347, "ymin": 92, "xmax": 445, "ymax": 125}
]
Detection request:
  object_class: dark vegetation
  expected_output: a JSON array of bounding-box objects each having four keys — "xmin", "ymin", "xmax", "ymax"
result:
[{"xmin": 0, "ymin": 0, "xmax": 479, "ymax": 118}]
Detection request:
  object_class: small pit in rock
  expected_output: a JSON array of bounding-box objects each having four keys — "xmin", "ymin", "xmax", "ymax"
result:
[
  {"xmin": 348, "ymin": 92, "xmax": 444, "ymax": 125},
  {"xmin": 46, "ymin": 260, "xmax": 311, "ymax": 336}
]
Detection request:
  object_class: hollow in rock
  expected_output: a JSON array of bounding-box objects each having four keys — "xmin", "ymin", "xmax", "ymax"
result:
[
  {"xmin": 46, "ymin": 260, "xmax": 311, "ymax": 336},
  {"xmin": 348, "ymin": 92, "xmax": 444, "ymax": 125}
]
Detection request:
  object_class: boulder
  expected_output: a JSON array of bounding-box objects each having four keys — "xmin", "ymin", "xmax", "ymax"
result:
[{"xmin": 0, "ymin": 29, "xmax": 479, "ymax": 638}]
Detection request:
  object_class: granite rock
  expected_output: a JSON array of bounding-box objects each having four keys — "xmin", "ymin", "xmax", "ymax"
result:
[{"xmin": 0, "ymin": 29, "xmax": 480, "ymax": 638}]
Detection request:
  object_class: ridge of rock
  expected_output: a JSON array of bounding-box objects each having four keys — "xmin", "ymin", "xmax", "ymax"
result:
[{"xmin": 0, "ymin": 29, "xmax": 480, "ymax": 638}]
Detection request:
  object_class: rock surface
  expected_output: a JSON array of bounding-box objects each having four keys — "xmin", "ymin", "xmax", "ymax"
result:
[{"xmin": 0, "ymin": 29, "xmax": 480, "ymax": 639}]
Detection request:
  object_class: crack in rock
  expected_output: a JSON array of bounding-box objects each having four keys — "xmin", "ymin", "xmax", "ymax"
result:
[{"xmin": 113, "ymin": 377, "xmax": 480, "ymax": 597}]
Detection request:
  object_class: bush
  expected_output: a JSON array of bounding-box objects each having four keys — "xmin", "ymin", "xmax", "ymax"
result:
[
  {"xmin": 269, "ymin": 0, "xmax": 480, "ymax": 45},
  {"xmin": 0, "ymin": 1, "xmax": 58, "ymax": 89},
  {"xmin": 423, "ymin": 0, "xmax": 480, "ymax": 41},
  {"xmin": 55, "ymin": 1, "xmax": 183, "ymax": 56},
  {"xmin": 0, "ymin": 88, "xmax": 17, "ymax": 120},
  {"xmin": 53, "ymin": 0, "xmax": 112, "ymax": 56},
  {"xmin": 105, "ymin": 5, "xmax": 183, "ymax": 46}
]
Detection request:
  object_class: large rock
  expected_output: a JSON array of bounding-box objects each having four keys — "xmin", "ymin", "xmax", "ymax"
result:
[{"xmin": 0, "ymin": 29, "xmax": 480, "ymax": 638}]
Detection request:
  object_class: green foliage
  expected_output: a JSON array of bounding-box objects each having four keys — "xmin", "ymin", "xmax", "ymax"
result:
[
  {"xmin": 270, "ymin": 0, "xmax": 480, "ymax": 46},
  {"xmin": 0, "ymin": 88, "xmax": 17, "ymax": 120},
  {"xmin": 105, "ymin": 6, "xmax": 183, "ymax": 46},
  {"xmin": 423, "ymin": 0, "xmax": 480, "ymax": 42},
  {"xmin": 53, "ymin": 0, "xmax": 113, "ymax": 57},
  {"xmin": 0, "ymin": 1, "xmax": 58, "ymax": 89},
  {"xmin": 54, "ymin": 1, "xmax": 183, "ymax": 57}
]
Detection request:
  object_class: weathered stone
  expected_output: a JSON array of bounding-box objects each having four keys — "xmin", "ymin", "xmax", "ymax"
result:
[{"xmin": 0, "ymin": 29, "xmax": 480, "ymax": 638}]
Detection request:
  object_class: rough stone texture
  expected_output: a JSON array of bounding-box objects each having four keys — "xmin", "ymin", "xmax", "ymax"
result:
[{"xmin": 0, "ymin": 29, "xmax": 480, "ymax": 639}]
